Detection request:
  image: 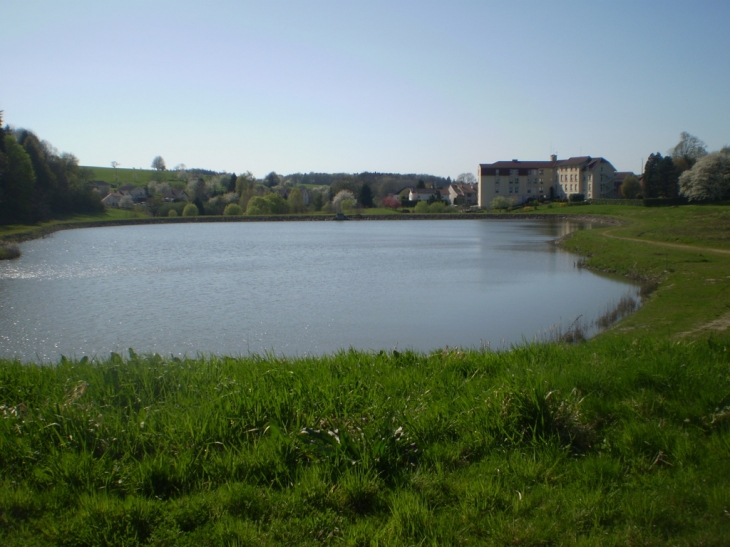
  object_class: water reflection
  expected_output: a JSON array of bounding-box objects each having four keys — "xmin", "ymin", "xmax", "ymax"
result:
[{"xmin": 0, "ymin": 220, "xmax": 637, "ymax": 362}]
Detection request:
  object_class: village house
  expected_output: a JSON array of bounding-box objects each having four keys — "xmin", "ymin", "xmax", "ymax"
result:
[
  {"xmin": 101, "ymin": 192, "xmax": 124, "ymax": 208},
  {"xmin": 118, "ymin": 185, "xmax": 147, "ymax": 202},
  {"xmin": 446, "ymin": 183, "xmax": 478, "ymax": 206},
  {"xmin": 478, "ymin": 155, "xmax": 617, "ymax": 208},
  {"xmin": 408, "ymin": 187, "xmax": 446, "ymax": 202},
  {"xmin": 90, "ymin": 181, "xmax": 110, "ymax": 197}
]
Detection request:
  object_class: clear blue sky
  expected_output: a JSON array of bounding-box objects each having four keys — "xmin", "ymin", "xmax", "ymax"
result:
[{"xmin": 2, "ymin": 0, "xmax": 729, "ymax": 178}]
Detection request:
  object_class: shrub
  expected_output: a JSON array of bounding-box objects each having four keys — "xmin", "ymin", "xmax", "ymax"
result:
[
  {"xmin": 642, "ymin": 197, "xmax": 687, "ymax": 207},
  {"xmin": 568, "ymin": 193, "xmax": 585, "ymax": 202},
  {"xmin": 157, "ymin": 202, "xmax": 185, "ymax": 217},
  {"xmin": 246, "ymin": 196, "xmax": 270, "ymax": 216},
  {"xmin": 428, "ymin": 201, "xmax": 447, "ymax": 213},
  {"xmin": 182, "ymin": 204, "xmax": 199, "ymax": 217},
  {"xmin": 490, "ymin": 196, "xmax": 511, "ymax": 210},
  {"xmin": 223, "ymin": 203, "xmax": 243, "ymax": 216},
  {"xmin": 414, "ymin": 201, "xmax": 429, "ymax": 213},
  {"xmin": 167, "ymin": 209, "xmax": 178, "ymax": 218}
]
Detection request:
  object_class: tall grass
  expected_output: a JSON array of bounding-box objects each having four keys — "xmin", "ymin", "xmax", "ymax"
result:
[
  {"xmin": 2, "ymin": 336, "xmax": 729, "ymax": 545},
  {"xmin": 0, "ymin": 243, "xmax": 21, "ymax": 260}
]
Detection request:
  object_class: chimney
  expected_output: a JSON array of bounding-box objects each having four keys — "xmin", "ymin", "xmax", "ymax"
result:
[{"xmin": 550, "ymin": 154, "xmax": 557, "ymax": 162}]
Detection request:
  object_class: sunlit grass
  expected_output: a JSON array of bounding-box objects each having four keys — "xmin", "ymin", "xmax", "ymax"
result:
[
  {"xmin": 3, "ymin": 204, "xmax": 730, "ymax": 544},
  {"xmin": 1, "ymin": 337, "xmax": 729, "ymax": 545}
]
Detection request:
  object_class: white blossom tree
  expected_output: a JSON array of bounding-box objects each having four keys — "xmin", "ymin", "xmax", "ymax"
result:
[
  {"xmin": 332, "ymin": 190, "xmax": 355, "ymax": 213},
  {"xmin": 679, "ymin": 152, "xmax": 730, "ymax": 201}
]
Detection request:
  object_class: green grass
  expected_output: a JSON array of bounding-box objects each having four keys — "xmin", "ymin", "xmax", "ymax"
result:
[
  {"xmin": 1, "ymin": 339, "xmax": 729, "ymax": 545},
  {"xmin": 0, "ymin": 209, "xmax": 151, "ymax": 244},
  {"xmin": 87, "ymin": 166, "xmax": 183, "ymax": 188},
  {"xmin": 2, "ymin": 204, "xmax": 730, "ymax": 544}
]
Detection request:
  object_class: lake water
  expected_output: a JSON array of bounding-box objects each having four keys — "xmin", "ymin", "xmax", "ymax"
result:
[{"xmin": 0, "ymin": 219, "xmax": 638, "ymax": 362}]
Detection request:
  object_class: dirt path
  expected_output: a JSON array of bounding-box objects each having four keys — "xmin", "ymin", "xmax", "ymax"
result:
[
  {"xmin": 600, "ymin": 228, "xmax": 730, "ymax": 256},
  {"xmin": 598, "ymin": 228, "xmax": 730, "ymax": 336}
]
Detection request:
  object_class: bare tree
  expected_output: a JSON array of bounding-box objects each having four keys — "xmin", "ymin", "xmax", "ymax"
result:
[
  {"xmin": 670, "ymin": 132, "xmax": 708, "ymax": 169},
  {"xmin": 151, "ymin": 156, "xmax": 166, "ymax": 171},
  {"xmin": 456, "ymin": 172, "xmax": 477, "ymax": 185}
]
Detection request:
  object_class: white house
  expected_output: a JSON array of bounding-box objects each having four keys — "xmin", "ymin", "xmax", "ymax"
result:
[
  {"xmin": 408, "ymin": 188, "xmax": 446, "ymax": 202},
  {"xmin": 101, "ymin": 192, "xmax": 124, "ymax": 208}
]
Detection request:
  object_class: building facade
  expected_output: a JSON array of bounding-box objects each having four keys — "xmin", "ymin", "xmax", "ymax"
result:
[{"xmin": 478, "ymin": 155, "xmax": 616, "ymax": 208}]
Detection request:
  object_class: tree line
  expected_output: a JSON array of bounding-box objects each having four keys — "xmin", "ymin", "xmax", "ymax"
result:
[
  {"xmin": 621, "ymin": 132, "xmax": 730, "ymax": 201},
  {"xmin": 0, "ymin": 112, "xmax": 103, "ymax": 225},
  {"xmin": 138, "ymin": 166, "xmax": 456, "ymax": 217}
]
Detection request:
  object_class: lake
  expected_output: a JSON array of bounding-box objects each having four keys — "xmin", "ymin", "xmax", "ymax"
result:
[{"xmin": 0, "ymin": 219, "xmax": 638, "ymax": 362}]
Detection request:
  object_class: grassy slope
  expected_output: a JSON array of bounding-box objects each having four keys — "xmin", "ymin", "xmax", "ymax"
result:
[
  {"xmin": 1, "ymin": 204, "xmax": 730, "ymax": 546},
  {"xmin": 87, "ymin": 166, "xmax": 184, "ymax": 188}
]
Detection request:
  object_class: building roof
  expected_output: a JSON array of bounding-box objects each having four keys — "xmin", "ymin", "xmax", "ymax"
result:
[
  {"xmin": 480, "ymin": 156, "xmax": 616, "ymax": 174},
  {"xmin": 479, "ymin": 160, "xmax": 555, "ymax": 170},
  {"xmin": 614, "ymin": 171, "xmax": 636, "ymax": 180}
]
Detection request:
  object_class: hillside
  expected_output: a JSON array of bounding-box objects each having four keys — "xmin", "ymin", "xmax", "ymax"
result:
[{"xmin": 85, "ymin": 166, "xmax": 188, "ymax": 188}]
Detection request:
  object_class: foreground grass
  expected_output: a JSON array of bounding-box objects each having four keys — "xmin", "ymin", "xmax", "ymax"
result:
[
  {"xmin": 2, "ymin": 337, "xmax": 729, "ymax": 546},
  {"xmin": 3, "ymin": 204, "xmax": 730, "ymax": 544}
]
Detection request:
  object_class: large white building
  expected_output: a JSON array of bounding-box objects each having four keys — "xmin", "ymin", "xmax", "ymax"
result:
[{"xmin": 478, "ymin": 155, "xmax": 616, "ymax": 208}]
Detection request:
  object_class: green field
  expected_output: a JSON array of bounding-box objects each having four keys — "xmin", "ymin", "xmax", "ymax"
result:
[
  {"xmin": 1, "ymin": 205, "xmax": 730, "ymax": 545},
  {"xmin": 86, "ymin": 166, "xmax": 185, "ymax": 188}
]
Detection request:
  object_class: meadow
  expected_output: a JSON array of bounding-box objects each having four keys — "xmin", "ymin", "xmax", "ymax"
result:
[
  {"xmin": 87, "ymin": 167, "xmax": 184, "ymax": 188},
  {"xmin": 1, "ymin": 204, "xmax": 729, "ymax": 545}
]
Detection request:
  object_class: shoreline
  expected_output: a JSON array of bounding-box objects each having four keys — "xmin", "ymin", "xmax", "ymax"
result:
[{"xmin": 0, "ymin": 212, "xmax": 621, "ymax": 246}]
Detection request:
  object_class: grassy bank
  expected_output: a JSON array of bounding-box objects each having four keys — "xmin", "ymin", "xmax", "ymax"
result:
[
  {"xmin": 2, "ymin": 338, "xmax": 729, "ymax": 546},
  {"xmin": 2, "ymin": 204, "xmax": 730, "ymax": 545}
]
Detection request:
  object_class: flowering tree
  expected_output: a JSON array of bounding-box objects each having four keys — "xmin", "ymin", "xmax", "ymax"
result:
[
  {"xmin": 679, "ymin": 151, "xmax": 730, "ymax": 201},
  {"xmin": 381, "ymin": 195, "xmax": 401, "ymax": 209},
  {"xmin": 332, "ymin": 190, "xmax": 355, "ymax": 213}
]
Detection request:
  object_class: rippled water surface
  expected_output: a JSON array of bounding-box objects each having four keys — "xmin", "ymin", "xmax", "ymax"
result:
[{"xmin": 0, "ymin": 220, "xmax": 638, "ymax": 361}]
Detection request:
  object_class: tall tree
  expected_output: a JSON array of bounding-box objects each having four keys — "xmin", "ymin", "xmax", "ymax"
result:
[
  {"xmin": 670, "ymin": 131, "xmax": 708, "ymax": 170},
  {"xmin": 358, "ymin": 183, "xmax": 374, "ymax": 208},
  {"xmin": 1, "ymin": 135, "xmax": 36, "ymax": 224},
  {"xmin": 17, "ymin": 130, "xmax": 56, "ymax": 218},
  {"xmin": 287, "ymin": 187, "xmax": 306, "ymax": 213},
  {"xmin": 226, "ymin": 173, "xmax": 237, "ymax": 192},
  {"xmin": 151, "ymin": 156, "xmax": 166, "ymax": 171},
  {"xmin": 264, "ymin": 171, "xmax": 280, "ymax": 188},
  {"xmin": 658, "ymin": 155, "xmax": 679, "ymax": 198},
  {"xmin": 643, "ymin": 153, "xmax": 678, "ymax": 198}
]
